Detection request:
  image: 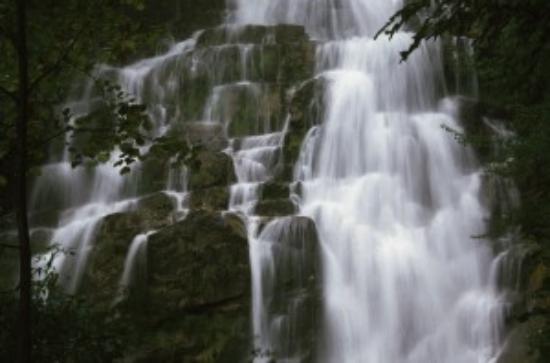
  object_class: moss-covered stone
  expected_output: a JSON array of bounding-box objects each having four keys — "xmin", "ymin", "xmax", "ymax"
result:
[
  {"xmin": 277, "ymin": 77, "xmax": 326, "ymax": 180},
  {"xmin": 255, "ymin": 216, "xmax": 321, "ymax": 361},
  {"xmin": 146, "ymin": 210, "xmax": 249, "ymax": 314},
  {"xmin": 195, "ymin": 24, "xmax": 308, "ymax": 48},
  {"xmin": 185, "ymin": 121, "xmax": 228, "ymax": 151},
  {"xmin": 260, "ymin": 182, "xmax": 290, "ymax": 200},
  {"xmin": 189, "ymin": 187, "xmax": 230, "ymax": 211},
  {"xmin": 498, "ymin": 238, "xmax": 550, "ymax": 363},
  {"xmin": 254, "ymin": 199, "xmax": 297, "ymax": 217},
  {"xmin": 498, "ymin": 316, "xmax": 550, "ymax": 363},
  {"xmin": 188, "ymin": 151, "xmax": 236, "ymax": 190},
  {"xmin": 82, "ymin": 192, "xmax": 175, "ymax": 304}
]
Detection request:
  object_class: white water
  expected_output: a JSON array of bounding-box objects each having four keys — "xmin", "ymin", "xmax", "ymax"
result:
[
  {"xmin": 25, "ymin": 0, "xmax": 507, "ymax": 360},
  {"xmin": 30, "ymin": 39, "xmax": 197, "ymax": 292},
  {"xmin": 231, "ymin": 0, "xmax": 505, "ymax": 362}
]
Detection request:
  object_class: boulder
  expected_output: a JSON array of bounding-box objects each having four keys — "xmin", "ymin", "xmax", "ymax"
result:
[
  {"xmin": 188, "ymin": 151, "xmax": 236, "ymax": 190},
  {"xmin": 188, "ymin": 186, "xmax": 230, "ymax": 211},
  {"xmin": 255, "ymin": 216, "xmax": 321, "ymax": 360},
  {"xmin": 195, "ymin": 24, "xmax": 308, "ymax": 48},
  {"xmin": 184, "ymin": 121, "xmax": 228, "ymax": 151},
  {"xmin": 147, "ymin": 210, "xmax": 249, "ymax": 314},
  {"xmin": 260, "ymin": 181, "xmax": 290, "ymax": 200},
  {"xmin": 254, "ymin": 199, "xmax": 297, "ymax": 217},
  {"xmin": 278, "ymin": 77, "xmax": 326, "ymax": 180},
  {"xmin": 82, "ymin": 192, "xmax": 175, "ymax": 304},
  {"xmin": 126, "ymin": 209, "xmax": 251, "ymax": 363}
]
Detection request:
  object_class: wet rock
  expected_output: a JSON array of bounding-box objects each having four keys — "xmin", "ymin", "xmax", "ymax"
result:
[
  {"xmin": 82, "ymin": 192, "xmax": 175, "ymax": 303},
  {"xmin": 188, "ymin": 151, "xmax": 237, "ymax": 190},
  {"xmin": 201, "ymin": 82, "xmax": 283, "ymax": 137},
  {"xmin": 196, "ymin": 24, "xmax": 308, "ymax": 48},
  {"xmin": 147, "ymin": 210, "xmax": 249, "ymax": 314},
  {"xmin": 137, "ymin": 192, "xmax": 177, "ymax": 229},
  {"xmin": 189, "ymin": 186, "xmax": 230, "ymax": 210},
  {"xmin": 254, "ymin": 199, "xmax": 297, "ymax": 217},
  {"xmin": 255, "ymin": 216, "xmax": 321, "ymax": 360},
  {"xmin": 445, "ymin": 96, "xmax": 511, "ymax": 163},
  {"xmin": 185, "ymin": 121, "xmax": 228, "ymax": 151},
  {"xmin": 497, "ymin": 316, "xmax": 550, "ymax": 363},
  {"xmin": 260, "ymin": 181, "xmax": 290, "ymax": 200},
  {"xmin": 278, "ymin": 78, "xmax": 326, "ymax": 180},
  {"xmin": 223, "ymin": 212, "xmax": 248, "ymax": 239},
  {"xmin": 498, "ymin": 238, "xmax": 550, "ymax": 363}
]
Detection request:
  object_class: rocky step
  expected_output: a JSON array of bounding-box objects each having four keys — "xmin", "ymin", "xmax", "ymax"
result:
[
  {"xmin": 202, "ymin": 82, "xmax": 285, "ymax": 137},
  {"xmin": 188, "ymin": 186, "xmax": 230, "ymax": 211},
  {"xmin": 183, "ymin": 121, "xmax": 228, "ymax": 151},
  {"xmin": 196, "ymin": 24, "xmax": 309, "ymax": 48},
  {"xmin": 231, "ymin": 131, "xmax": 284, "ymax": 151},
  {"xmin": 254, "ymin": 198, "xmax": 297, "ymax": 217},
  {"xmin": 259, "ymin": 181, "xmax": 291, "ymax": 201},
  {"xmin": 188, "ymin": 150, "xmax": 237, "ymax": 190}
]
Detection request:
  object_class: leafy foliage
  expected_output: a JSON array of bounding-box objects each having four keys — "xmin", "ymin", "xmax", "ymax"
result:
[{"xmin": 0, "ymin": 254, "xmax": 127, "ymax": 363}]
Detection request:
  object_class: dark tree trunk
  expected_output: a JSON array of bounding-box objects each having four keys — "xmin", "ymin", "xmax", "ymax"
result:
[{"xmin": 15, "ymin": 0, "xmax": 32, "ymax": 362}]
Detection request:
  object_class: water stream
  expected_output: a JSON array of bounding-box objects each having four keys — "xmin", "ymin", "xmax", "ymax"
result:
[
  {"xmin": 26, "ymin": 0, "xmax": 507, "ymax": 361},
  {"xmin": 231, "ymin": 0, "xmax": 505, "ymax": 362}
]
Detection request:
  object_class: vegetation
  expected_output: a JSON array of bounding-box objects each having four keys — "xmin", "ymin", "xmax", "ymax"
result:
[
  {"xmin": 0, "ymin": 1, "xmax": 192, "ymax": 362},
  {"xmin": 379, "ymin": 0, "xmax": 550, "ymax": 241},
  {"xmin": 0, "ymin": 254, "xmax": 127, "ymax": 362}
]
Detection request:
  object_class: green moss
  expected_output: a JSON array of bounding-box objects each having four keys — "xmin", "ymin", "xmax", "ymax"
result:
[{"xmin": 254, "ymin": 199, "xmax": 297, "ymax": 217}]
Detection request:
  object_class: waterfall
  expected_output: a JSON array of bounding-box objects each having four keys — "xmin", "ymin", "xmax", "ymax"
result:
[
  {"xmin": 29, "ymin": 38, "xmax": 197, "ymax": 292},
  {"xmin": 231, "ymin": 0, "xmax": 505, "ymax": 362},
  {"xmin": 23, "ymin": 0, "xmax": 508, "ymax": 360}
]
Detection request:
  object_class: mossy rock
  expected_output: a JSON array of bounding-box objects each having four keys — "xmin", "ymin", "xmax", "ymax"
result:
[
  {"xmin": 82, "ymin": 192, "xmax": 175, "ymax": 304},
  {"xmin": 147, "ymin": 210, "xmax": 249, "ymax": 315},
  {"xmin": 185, "ymin": 122, "xmax": 228, "ymax": 151},
  {"xmin": 254, "ymin": 199, "xmax": 297, "ymax": 217},
  {"xmin": 188, "ymin": 151, "xmax": 236, "ymax": 190},
  {"xmin": 277, "ymin": 77, "xmax": 326, "ymax": 180},
  {"xmin": 195, "ymin": 24, "xmax": 308, "ymax": 48},
  {"xmin": 138, "ymin": 157, "xmax": 171, "ymax": 195},
  {"xmin": 498, "ymin": 316, "xmax": 550, "ymax": 363},
  {"xmin": 254, "ymin": 216, "xmax": 321, "ymax": 360},
  {"xmin": 189, "ymin": 187, "xmax": 230, "ymax": 211},
  {"xmin": 220, "ymin": 83, "xmax": 284, "ymax": 137},
  {"xmin": 260, "ymin": 182, "xmax": 290, "ymax": 200}
]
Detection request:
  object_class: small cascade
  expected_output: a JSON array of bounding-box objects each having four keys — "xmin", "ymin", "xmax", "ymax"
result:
[
  {"xmin": 118, "ymin": 231, "xmax": 155, "ymax": 300},
  {"xmin": 29, "ymin": 38, "xmax": 198, "ymax": 292}
]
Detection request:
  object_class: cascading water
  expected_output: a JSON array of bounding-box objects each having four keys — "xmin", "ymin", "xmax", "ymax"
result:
[
  {"xmin": 23, "ymin": 0, "xmax": 509, "ymax": 360},
  {"xmin": 30, "ymin": 38, "xmax": 197, "ymax": 292},
  {"xmin": 230, "ymin": 0, "xmax": 505, "ymax": 362}
]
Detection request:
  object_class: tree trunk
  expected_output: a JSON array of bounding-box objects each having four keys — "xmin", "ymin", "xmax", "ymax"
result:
[{"xmin": 15, "ymin": 0, "xmax": 32, "ymax": 362}]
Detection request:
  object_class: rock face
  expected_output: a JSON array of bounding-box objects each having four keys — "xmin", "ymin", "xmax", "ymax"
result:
[
  {"xmin": 82, "ymin": 192, "xmax": 176, "ymax": 306},
  {"xmin": 278, "ymin": 77, "xmax": 326, "ymax": 181},
  {"xmin": 497, "ymin": 241, "xmax": 550, "ymax": 363},
  {"xmin": 188, "ymin": 151, "xmax": 237, "ymax": 190},
  {"xmin": 34, "ymin": 19, "xmax": 320, "ymax": 363},
  {"xmin": 132, "ymin": 210, "xmax": 251, "ymax": 362},
  {"xmin": 147, "ymin": 210, "xmax": 249, "ymax": 313}
]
